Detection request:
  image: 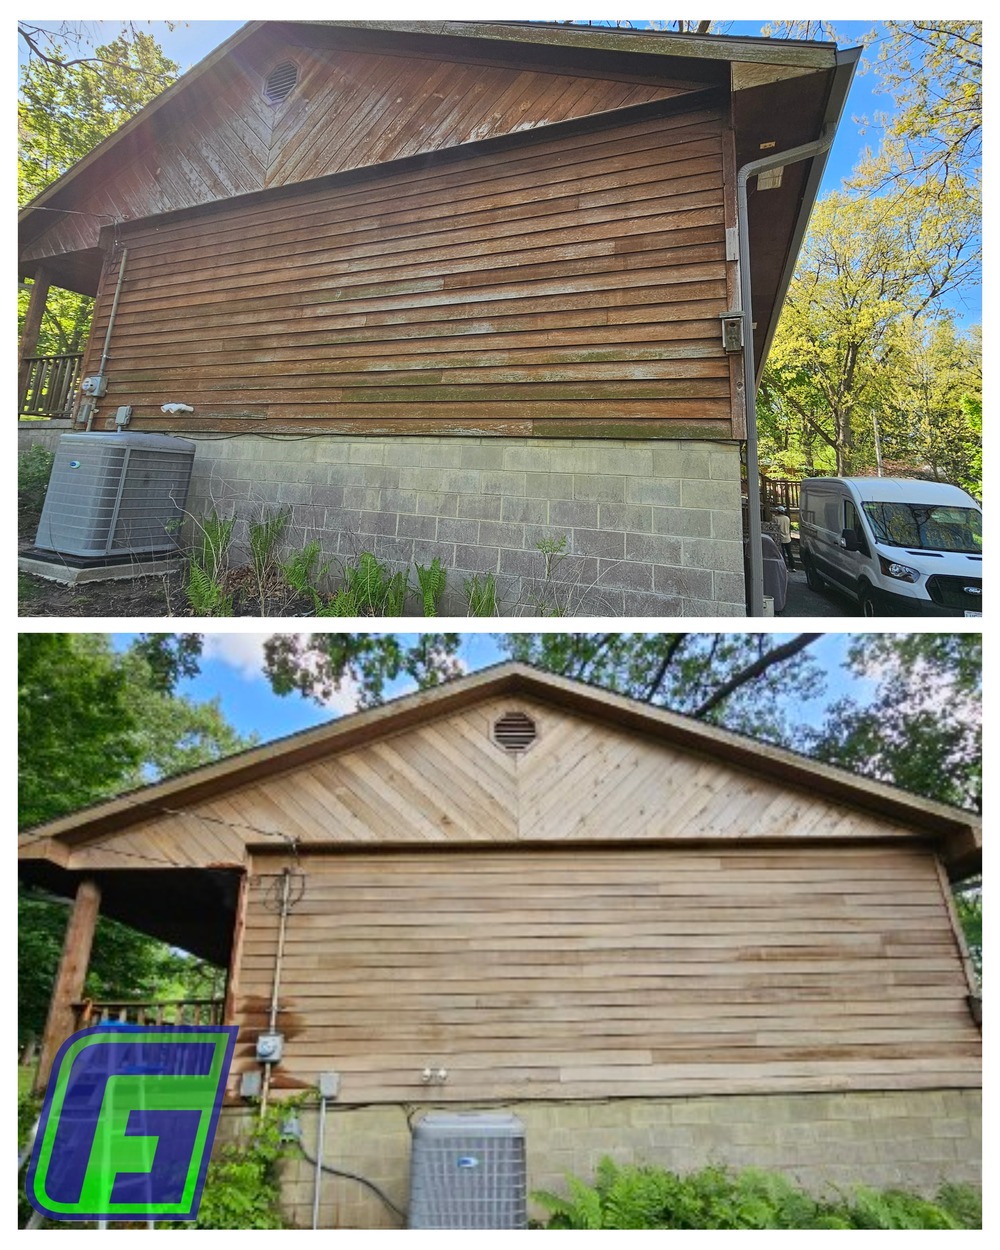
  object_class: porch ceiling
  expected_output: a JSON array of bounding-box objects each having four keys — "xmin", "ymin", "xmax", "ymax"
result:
[{"xmin": 18, "ymin": 863, "xmax": 241, "ymax": 966}]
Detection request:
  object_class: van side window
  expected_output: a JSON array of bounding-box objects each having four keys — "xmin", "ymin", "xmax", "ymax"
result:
[{"xmin": 844, "ymin": 501, "xmax": 869, "ymax": 555}]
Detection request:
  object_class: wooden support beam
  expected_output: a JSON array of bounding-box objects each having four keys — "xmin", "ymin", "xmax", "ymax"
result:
[
  {"xmin": 18, "ymin": 264, "xmax": 53, "ymax": 412},
  {"xmin": 223, "ymin": 871, "xmax": 249, "ymax": 1029},
  {"xmin": 34, "ymin": 877, "xmax": 101, "ymax": 1093}
]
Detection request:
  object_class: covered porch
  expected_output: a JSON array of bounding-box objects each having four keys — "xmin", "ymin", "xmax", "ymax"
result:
[
  {"xmin": 17, "ymin": 246, "xmax": 102, "ymax": 424},
  {"xmin": 18, "ymin": 857, "xmax": 244, "ymax": 1093}
]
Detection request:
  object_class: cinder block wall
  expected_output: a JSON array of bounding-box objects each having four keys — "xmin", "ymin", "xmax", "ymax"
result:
[
  {"xmin": 184, "ymin": 435, "xmax": 746, "ymax": 616},
  {"xmin": 220, "ymin": 1088, "xmax": 981, "ymax": 1229},
  {"xmin": 18, "ymin": 420, "xmax": 71, "ymax": 456}
]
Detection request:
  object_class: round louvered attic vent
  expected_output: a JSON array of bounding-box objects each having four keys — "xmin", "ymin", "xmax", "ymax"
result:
[
  {"xmin": 263, "ymin": 61, "xmax": 298, "ymax": 105},
  {"xmin": 493, "ymin": 711, "xmax": 538, "ymax": 753}
]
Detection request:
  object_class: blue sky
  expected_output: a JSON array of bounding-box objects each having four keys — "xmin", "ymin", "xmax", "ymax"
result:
[{"xmin": 140, "ymin": 631, "xmax": 875, "ymax": 745}]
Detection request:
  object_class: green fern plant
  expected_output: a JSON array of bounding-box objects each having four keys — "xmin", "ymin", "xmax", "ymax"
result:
[
  {"xmin": 185, "ymin": 560, "xmax": 234, "ymax": 616},
  {"xmin": 533, "ymin": 1159, "xmax": 978, "ymax": 1231},
  {"xmin": 184, "ymin": 509, "xmax": 236, "ymax": 616},
  {"xmin": 415, "ymin": 558, "xmax": 447, "ymax": 615},
  {"xmin": 196, "ymin": 510, "xmax": 235, "ymax": 579},
  {"xmin": 249, "ymin": 508, "xmax": 290, "ymax": 580},
  {"xmin": 316, "ymin": 587, "xmax": 361, "ymax": 617},
  {"xmin": 343, "ymin": 552, "xmax": 407, "ymax": 615},
  {"xmin": 464, "ymin": 572, "xmax": 498, "ymax": 616},
  {"xmin": 282, "ymin": 540, "xmax": 330, "ymax": 611}
]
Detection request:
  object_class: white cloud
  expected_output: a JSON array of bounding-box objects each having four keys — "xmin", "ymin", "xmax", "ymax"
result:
[
  {"xmin": 201, "ymin": 632, "xmax": 273, "ymax": 679},
  {"xmin": 201, "ymin": 633, "xmax": 363, "ymax": 715}
]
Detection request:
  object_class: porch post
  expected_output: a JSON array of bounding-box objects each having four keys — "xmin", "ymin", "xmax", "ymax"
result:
[
  {"xmin": 34, "ymin": 877, "xmax": 101, "ymax": 1093},
  {"xmin": 18, "ymin": 265, "xmax": 53, "ymax": 413},
  {"xmin": 223, "ymin": 872, "xmax": 248, "ymax": 1026}
]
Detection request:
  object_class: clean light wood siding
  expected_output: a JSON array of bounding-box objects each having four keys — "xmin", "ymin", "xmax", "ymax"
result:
[
  {"xmin": 83, "ymin": 106, "xmax": 733, "ymax": 436},
  {"xmin": 20, "ymin": 28, "xmax": 693, "ymax": 270},
  {"xmin": 63, "ymin": 696, "xmax": 919, "ymax": 873},
  {"xmin": 232, "ymin": 844, "xmax": 980, "ymax": 1101}
]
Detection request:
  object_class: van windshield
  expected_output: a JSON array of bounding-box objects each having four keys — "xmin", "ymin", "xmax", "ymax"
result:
[{"xmin": 861, "ymin": 502, "xmax": 982, "ymax": 553}]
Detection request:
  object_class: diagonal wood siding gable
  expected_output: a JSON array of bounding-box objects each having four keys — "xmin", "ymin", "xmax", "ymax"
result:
[
  {"xmin": 233, "ymin": 843, "xmax": 980, "ymax": 1101},
  {"xmin": 65, "ymin": 695, "xmax": 922, "ymax": 872},
  {"xmin": 20, "ymin": 28, "xmax": 696, "ymax": 271}
]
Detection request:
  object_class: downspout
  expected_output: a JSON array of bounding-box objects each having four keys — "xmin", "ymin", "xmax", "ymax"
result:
[{"xmin": 737, "ymin": 129, "xmax": 834, "ymax": 616}]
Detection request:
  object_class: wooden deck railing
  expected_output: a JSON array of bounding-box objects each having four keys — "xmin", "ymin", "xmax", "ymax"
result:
[
  {"xmin": 19, "ymin": 352, "xmax": 83, "ymax": 419},
  {"xmin": 73, "ymin": 998, "xmax": 225, "ymax": 1029},
  {"xmin": 761, "ymin": 477, "xmax": 801, "ymax": 512}
]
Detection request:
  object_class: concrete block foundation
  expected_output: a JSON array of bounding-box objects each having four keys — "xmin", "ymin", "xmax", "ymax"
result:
[
  {"xmin": 183, "ymin": 434, "xmax": 747, "ymax": 616},
  {"xmin": 220, "ymin": 1088, "xmax": 981, "ymax": 1229},
  {"xmin": 18, "ymin": 427, "xmax": 747, "ymax": 615}
]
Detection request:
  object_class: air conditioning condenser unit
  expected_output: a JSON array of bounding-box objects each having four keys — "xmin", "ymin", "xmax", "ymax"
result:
[
  {"xmin": 34, "ymin": 431, "xmax": 196, "ymax": 560},
  {"xmin": 408, "ymin": 1111, "xmax": 526, "ymax": 1229}
]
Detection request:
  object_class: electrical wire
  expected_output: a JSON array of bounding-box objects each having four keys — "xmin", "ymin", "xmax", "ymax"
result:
[{"xmin": 295, "ymin": 1140, "xmax": 407, "ymax": 1224}]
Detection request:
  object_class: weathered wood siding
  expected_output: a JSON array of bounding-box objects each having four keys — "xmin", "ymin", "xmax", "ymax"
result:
[
  {"xmin": 82, "ymin": 105, "xmax": 734, "ymax": 436},
  {"xmin": 233, "ymin": 843, "xmax": 980, "ymax": 1101},
  {"xmin": 63, "ymin": 695, "xmax": 921, "ymax": 873},
  {"xmin": 19, "ymin": 681, "xmax": 980, "ymax": 1103},
  {"xmin": 20, "ymin": 25, "xmax": 696, "ymax": 271}
]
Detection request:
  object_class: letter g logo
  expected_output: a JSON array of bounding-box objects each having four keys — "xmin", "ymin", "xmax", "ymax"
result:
[{"xmin": 26, "ymin": 1025, "xmax": 237, "ymax": 1222}]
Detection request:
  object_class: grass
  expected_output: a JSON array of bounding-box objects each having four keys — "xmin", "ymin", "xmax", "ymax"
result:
[{"xmin": 18, "ymin": 1065, "xmax": 36, "ymax": 1099}]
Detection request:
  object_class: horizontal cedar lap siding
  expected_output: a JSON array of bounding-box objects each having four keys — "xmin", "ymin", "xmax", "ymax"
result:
[
  {"xmin": 93, "ymin": 107, "xmax": 733, "ymax": 435},
  {"xmin": 233, "ymin": 845, "xmax": 980, "ymax": 1101}
]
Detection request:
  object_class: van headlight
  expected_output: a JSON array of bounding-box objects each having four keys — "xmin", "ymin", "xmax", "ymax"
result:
[{"xmin": 878, "ymin": 555, "xmax": 919, "ymax": 582}]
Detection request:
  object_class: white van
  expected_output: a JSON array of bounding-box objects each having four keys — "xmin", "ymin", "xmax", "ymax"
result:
[{"xmin": 798, "ymin": 477, "xmax": 982, "ymax": 617}]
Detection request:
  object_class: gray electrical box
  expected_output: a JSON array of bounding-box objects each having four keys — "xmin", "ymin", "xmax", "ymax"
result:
[
  {"xmin": 720, "ymin": 313, "xmax": 744, "ymax": 352},
  {"xmin": 408, "ymin": 1112, "xmax": 526, "ymax": 1229}
]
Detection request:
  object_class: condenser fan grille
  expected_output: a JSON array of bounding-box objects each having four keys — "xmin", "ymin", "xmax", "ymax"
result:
[
  {"xmin": 34, "ymin": 432, "xmax": 196, "ymax": 559},
  {"xmin": 409, "ymin": 1113, "xmax": 527, "ymax": 1229}
]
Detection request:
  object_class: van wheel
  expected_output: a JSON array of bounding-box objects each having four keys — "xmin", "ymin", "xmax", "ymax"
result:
[
  {"xmin": 859, "ymin": 584, "xmax": 881, "ymax": 617},
  {"xmin": 804, "ymin": 557, "xmax": 824, "ymax": 592}
]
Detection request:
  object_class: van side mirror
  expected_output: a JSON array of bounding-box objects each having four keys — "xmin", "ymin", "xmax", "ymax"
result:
[{"xmin": 841, "ymin": 528, "xmax": 861, "ymax": 552}]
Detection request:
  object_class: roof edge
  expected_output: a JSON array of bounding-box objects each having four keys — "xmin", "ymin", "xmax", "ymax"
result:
[
  {"xmin": 19, "ymin": 663, "xmax": 980, "ymax": 872},
  {"xmin": 755, "ymin": 42, "xmax": 862, "ymax": 376},
  {"xmin": 18, "ymin": 21, "xmax": 262, "ymax": 221},
  {"xmin": 312, "ymin": 21, "xmax": 840, "ymax": 68}
]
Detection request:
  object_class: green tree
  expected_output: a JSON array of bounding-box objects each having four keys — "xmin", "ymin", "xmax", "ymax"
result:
[
  {"xmin": 18, "ymin": 27, "xmax": 179, "ymax": 357},
  {"xmin": 260, "ymin": 632, "xmax": 827, "ymax": 741},
  {"xmin": 19, "ymin": 29, "xmax": 179, "ymax": 206},
  {"xmin": 876, "ymin": 319, "xmax": 981, "ymax": 493},
  {"xmin": 862, "ymin": 21, "xmax": 982, "ymax": 189},
  {"xmin": 18, "ymin": 634, "xmax": 252, "ymax": 1045},
  {"xmin": 19, "ymin": 635, "xmax": 250, "ymax": 828},
  {"xmin": 761, "ymin": 183, "xmax": 980, "ymax": 475},
  {"xmin": 498, "ymin": 632, "xmax": 824, "ymax": 741},
  {"xmin": 263, "ymin": 632, "xmax": 463, "ymax": 708},
  {"xmin": 807, "ymin": 634, "xmax": 981, "ymax": 812},
  {"xmin": 19, "ymin": 634, "xmax": 140, "ymax": 830}
]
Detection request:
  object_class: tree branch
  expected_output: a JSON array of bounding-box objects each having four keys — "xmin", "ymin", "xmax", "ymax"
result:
[{"xmin": 694, "ymin": 634, "xmax": 823, "ymax": 719}]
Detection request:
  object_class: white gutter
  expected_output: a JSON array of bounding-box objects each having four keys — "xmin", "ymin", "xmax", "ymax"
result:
[{"xmin": 737, "ymin": 128, "xmax": 834, "ymax": 616}]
